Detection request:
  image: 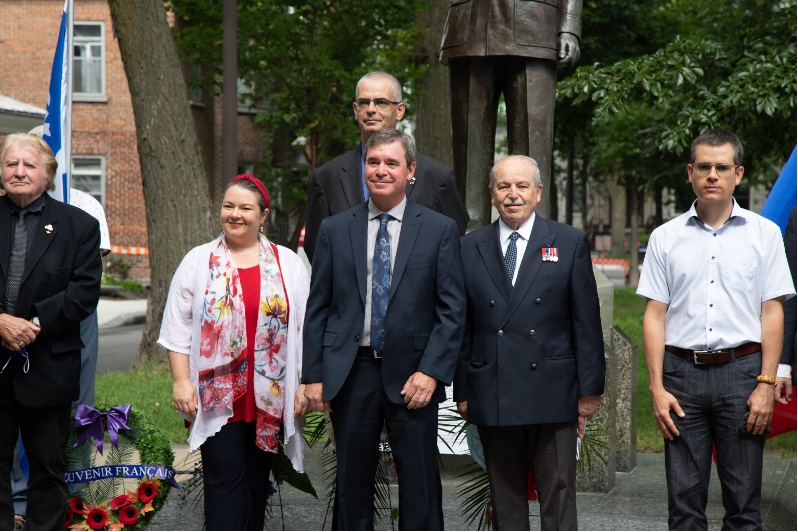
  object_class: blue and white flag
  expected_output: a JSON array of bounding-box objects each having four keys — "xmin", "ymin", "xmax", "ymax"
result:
[
  {"xmin": 42, "ymin": 0, "xmax": 70, "ymax": 203},
  {"xmin": 759, "ymin": 146, "xmax": 797, "ymax": 235}
]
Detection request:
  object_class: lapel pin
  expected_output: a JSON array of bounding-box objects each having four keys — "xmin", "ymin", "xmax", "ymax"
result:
[
  {"xmin": 541, "ymin": 247, "xmax": 558, "ymax": 262},
  {"xmin": 44, "ymin": 224, "xmax": 54, "ymax": 234}
]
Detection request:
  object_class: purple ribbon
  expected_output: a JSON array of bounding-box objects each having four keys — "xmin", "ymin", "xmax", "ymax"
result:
[{"xmin": 73, "ymin": 404, "xmax": 133, "ymax": 455}]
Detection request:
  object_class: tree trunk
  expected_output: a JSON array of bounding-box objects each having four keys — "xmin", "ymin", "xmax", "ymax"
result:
[
  {"xmin": 580, "ymin": 147, "xmax": 590, "ymax": 233},
  {"xmin": 108, "ymin": 0, "xmax": 214, "ymax": 364},
  {"xmin": 413, "ymin": 1, "xmax": 452, "ymax": 166},
  {"xmin": 628, "ymin": 181, "xmax": 641, "ymax": 286},
  {"xmin": 606, "ymin": 175, "xmax": 626, "ymax": 256},
  {"xmin": 565, "ymin": 138, "xmax": 575, "ymax": 226}
]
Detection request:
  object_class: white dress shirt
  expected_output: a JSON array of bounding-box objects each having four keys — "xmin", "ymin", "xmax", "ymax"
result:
[
  {"xmin": 498, "ymin": 212, "xmax": 536, "ymax": 286},
  {"xmin": 637, "ymin": 200, "xmax": 795, "ymax": 350}
]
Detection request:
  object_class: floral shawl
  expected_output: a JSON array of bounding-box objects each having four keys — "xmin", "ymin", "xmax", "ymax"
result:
[{"xmin": 197, "ymin": 234, "xmax": 289, "ymax": 453}]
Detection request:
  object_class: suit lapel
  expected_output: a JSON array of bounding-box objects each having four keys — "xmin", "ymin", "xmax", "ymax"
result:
[
  {"xmin": 501, "ymin": 216, "xmax": 555, "ymax": 327},
  {"xmin": 0, "ymin": 199, "xmax": 11, "ymax": 280},
  {"xmin": 339, "ymin": 147, "xmax": 365, "ymax": 208},
  {"xmin": 21, "ymin": 196, "xmax": 59, "ymax": 286},
  {"xmin": 388, "ymin": 201, "xmax": 421, "ymax": 303},
  {"xmin": 349, "ymin": 204, "xmax": 369, "ymax": 306},
  {"xmin": 478, "ymin": 221, "xmax": 512, "ymax": 302}
]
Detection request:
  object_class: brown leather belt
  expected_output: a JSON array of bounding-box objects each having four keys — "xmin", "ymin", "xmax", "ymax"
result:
[
  {"xmin": 665, "ymin": 342, "xmax": 761, "ymax": 365},
  {"xmin": 357, "ymin": 346, "xmax": 382, "ymax": 359}
]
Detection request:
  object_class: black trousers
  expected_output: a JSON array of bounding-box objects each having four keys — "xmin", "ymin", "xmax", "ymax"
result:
[
  {"xmin": 200, "ymin": 421, "xmax": 274, "ymax": 531},
  {"xmin": 479, "ymin": 422, "xmax": 578, "ymax": 531},
  {"xmin": 0, "ymin": 369, "xmax": 72, "ymax": 531},
  {"xmin": 330, "ymin": 357, "xmax": 442, "ymax": 530}
]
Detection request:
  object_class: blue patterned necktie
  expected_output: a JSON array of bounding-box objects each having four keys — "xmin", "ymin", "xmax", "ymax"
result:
[
  {"xmin": 5, "ymin": 209, "xmax": 28, "ymax": 316},
  {"xmin": 370, "ymin": 213, "xmax": 391, "ymax": 354},
  {"xmin": 504, "ymin": 231, "xmax": 519, "ymax": 283}
]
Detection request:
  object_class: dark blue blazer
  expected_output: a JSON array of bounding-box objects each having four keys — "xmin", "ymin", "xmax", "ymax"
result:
[
  {"xmin": 302, "ymin": 199, "xmax": 466, "ymax": 404},
  {"xmin": 455, "ymin": 216, "xmax": 605, "ymax": 426}
]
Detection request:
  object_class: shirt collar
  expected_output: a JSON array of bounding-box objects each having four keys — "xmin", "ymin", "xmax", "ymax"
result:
[
  {"xmin": 368, "ymin": 196, "xmax": 406, "ymax": 222},
  {"xmin": 8, "ymin": 193, "xmax": 46, "ymax": 214},
  {"xmin": 688, "ymin": 197, "xmax": 747, "ymax": 227},
  {"xmin": 498, "ymin": 212, "xmax": 536, "ymax": 243}
]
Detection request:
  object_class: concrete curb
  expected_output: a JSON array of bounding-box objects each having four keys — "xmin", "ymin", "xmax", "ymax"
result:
[{"xmin": 98, "ymin": 312, "xmax": 146, "ymax": 330}]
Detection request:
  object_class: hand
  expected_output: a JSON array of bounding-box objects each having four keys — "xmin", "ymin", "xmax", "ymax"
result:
[
  {"xmin": 173, "ymin": 378, "xmax": 198, "ymax": 418},
  {"xmin": 577, "ymin": 395, "xmax": 602, "ymax": 438},
  {"xmin": 400, "ymin": 372, "xmax": 436, "ymax": 409},
  {"xmin": 456, "ymin": 400, "xmax": 468, "ymax": 422},
  {"xmin": 649, "ymin": 386, "xmax": 684, "ymax": 440},
  {"xmin": 294, "ymin": 384, "xmax": 313, "ymax": 418},
  {"xmin": 746, "ymin": 383, "xmax": 774, "ymax": 435},
  {"xmin": 304, "ymin": 382, "xmax": 332, "ymax": 412},
  {"xmin": 775, "ymin": 377, "xmax": 792, "ymax": 404},
  {"xmin": 558, "ymin": 33, "xmax": 581, "ymax": 65},
  {"xmin": 0, "ymin": 313, "xmax": 40, "ymax": 350}
]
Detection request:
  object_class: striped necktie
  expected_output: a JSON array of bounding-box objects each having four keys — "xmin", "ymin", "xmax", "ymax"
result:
[{"xmin": 5, "ymin": 209, "xmax": 28, "ymax": 316}]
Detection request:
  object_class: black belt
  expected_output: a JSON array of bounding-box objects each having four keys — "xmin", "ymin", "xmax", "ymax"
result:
[
  {"xmin": 357, "ymin": 346, "xmax": 382, "ymax": 359},
  {"xmin": 665, "ymin": 342, "xmax": 761, "ymax": 365}
]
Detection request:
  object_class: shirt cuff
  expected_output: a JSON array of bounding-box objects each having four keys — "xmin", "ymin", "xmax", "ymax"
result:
[{"xmin": 777, "ymin": 363, "xmax": 792, "ymax": 379}]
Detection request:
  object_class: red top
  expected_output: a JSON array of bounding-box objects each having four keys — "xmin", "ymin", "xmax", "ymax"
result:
[{"xmin": 229, "ymin": 265, "xmax": 260, "ymax": 423}]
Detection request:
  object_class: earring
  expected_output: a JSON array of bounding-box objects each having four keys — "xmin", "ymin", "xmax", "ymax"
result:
[{"xmin": 260, "ymin": 224, "xmax": 265, "ymax": 233}]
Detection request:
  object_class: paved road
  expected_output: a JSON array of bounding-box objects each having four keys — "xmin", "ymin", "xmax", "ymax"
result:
[{"xmin": 97, "ymin": 323, "xmax": 143, "ymax": 373}]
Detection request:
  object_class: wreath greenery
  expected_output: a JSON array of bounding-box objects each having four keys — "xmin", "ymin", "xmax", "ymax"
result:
[{"xmin": 64, "ymin": 403, "xmax": 174, "ymax": 530}]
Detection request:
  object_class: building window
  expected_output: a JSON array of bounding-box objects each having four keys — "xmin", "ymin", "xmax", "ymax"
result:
[
  {"xmin": 73, "ymin": 23, "xmax": 105, "ymax": 100},
  {"xmin": 72, "ymin": 157, "xmax": 105, "ymax": 205}
]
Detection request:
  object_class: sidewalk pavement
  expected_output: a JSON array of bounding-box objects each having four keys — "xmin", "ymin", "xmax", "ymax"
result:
[
  {"xmin": 147, "ymin": 444, "xmax": 796, "ymax": 531},
  {"xmin": 97, "ymin": 296, "xmax": 147, "ymax": 329}
]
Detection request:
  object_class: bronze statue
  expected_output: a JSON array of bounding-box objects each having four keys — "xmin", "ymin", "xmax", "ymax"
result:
[{"xmin": 440, "ymin": 0, "xmax": 582, "ymax": 229}]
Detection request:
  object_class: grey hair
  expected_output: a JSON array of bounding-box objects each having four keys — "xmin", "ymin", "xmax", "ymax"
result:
[
  {"xmin": 0, "ymin": 132, "xmax": 58, "ymax": 190},
  {"xmin": 355, "ymin": 71, "xmax": 403, "ymax": 102},
  {"xmin": 364, "ymin": 129, "xmax": 416, "ymax": 168},
  {"xmin": 489, "ymin": 155, "xmax": 541, "ymax": 188},
  {"xmin": 690, "ymin": 129, "xmax": 744, "ymax": 166}
]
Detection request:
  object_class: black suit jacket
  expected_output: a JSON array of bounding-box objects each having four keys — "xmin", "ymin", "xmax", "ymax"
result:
[
  {"xmin": 302, "ymin": 200, "xmax": 466, "ymax": 404},
  {"xmin": 0, "ymin": 194, "xmax": 102, "ymax": 407},
  {"xmin": 304, "ymin": 147, "xmax": 468, "ymax": 262},
  {"xmin": 456, "ymin": 216, "xmax": 605, "ymax": 426},
  {"xmin": 782, "ymin": 207, "xmax": 796, "ymax": 384}
]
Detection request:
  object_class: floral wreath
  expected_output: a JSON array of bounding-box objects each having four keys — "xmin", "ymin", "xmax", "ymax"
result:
[{"xmin": 64, "ymin": 403, "xmax": 174, "ymax": 531}]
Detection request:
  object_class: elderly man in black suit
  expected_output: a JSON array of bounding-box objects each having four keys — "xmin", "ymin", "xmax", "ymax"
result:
[
  {"xmin": 303, "ymin": 129, "xmax": 465, "ymax": 530},
  {"xmin": 0, "ymin": 133, "xmax": 102, "ymax": 530},
  {"xmin": 455, "ymin": 155, "xmax": 604, "ymax": 530},
  {"xmin": 304, "ymin": 71, "xmax": 467, "ymax": 261}
]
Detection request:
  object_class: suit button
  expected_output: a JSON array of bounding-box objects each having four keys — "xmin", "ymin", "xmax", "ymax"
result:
[
  {"xmin": 530, "ymin": 363, "xmax": 538, "ymax": 370},
  {"xmin": 529, "ymin": 330, "xmax": 536, "ymax": 336},
  {"xmin": 354, "ymin": 335, "xmax": 360, "ymax": 342},
  {"xmin": 535, "ymin": 298, "xmax": 542, "ymax": 304},
  {"xmin": 498, "ymin": 330, "xmax": 504, "ymax": 336},
  {"xmin": 489, "ymin": 301, "xmax": 495, "ymax": 307}
]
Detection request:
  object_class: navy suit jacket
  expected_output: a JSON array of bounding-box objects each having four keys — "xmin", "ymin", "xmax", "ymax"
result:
[
  {"xmin": 302, "ymin": 199, "xmax": 466, "ymax": 404},
  {"xmin": 304, "ymin": 147, "xmax": 468, "ymax": 262},
  {"xmin": 0, "ymin": 194, "xmax": 102, "ymax": 407},
  {"xmin": 455, "ymin": 216, "xmax": 605, "ymax": 426}
]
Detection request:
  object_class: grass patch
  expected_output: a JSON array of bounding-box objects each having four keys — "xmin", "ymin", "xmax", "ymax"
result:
[
  {"xmin": 614, "ymin": 287, "xmax": 796, "ymax": 460},
  {"xmin": 95, "ymin": 362, "xmax": 188, "ymax": 445}
]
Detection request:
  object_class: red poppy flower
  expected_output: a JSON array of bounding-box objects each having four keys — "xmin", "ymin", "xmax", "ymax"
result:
[
  {"xmin": 68, "ymin": 497, "xmax": 86, "ymax": 515},
  {"xmin": 85, "ymin": 505, "xmax": 110, "ymax": 530},
  {"xmin": 110, "ymin": 494, "xmax": 131, "ymax": 510},
  {"xmin": 65, "ymin": 508, "xmax": 74, "ymax": 528},
  {"xmin": 118, "ymin": 504, "xmax": 139, "ymax": 526},
  {"xmin": 137, "ymin": 479, "xmax": 160, "ymax": 504}
]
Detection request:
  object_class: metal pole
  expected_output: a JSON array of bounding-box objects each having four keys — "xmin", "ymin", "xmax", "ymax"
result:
[
  {"xmin": 222, "ymin": 0, "xmax": 238, "ymax": 194},
  {"xmin": 65, "ymin": 0, "xmax": 74, "ymax": 201}
]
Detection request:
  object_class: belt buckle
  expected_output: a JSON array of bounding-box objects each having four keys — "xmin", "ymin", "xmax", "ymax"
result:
[{"xmin": 692, "ymin": 350, "xmax": 711, "ymax": 364}]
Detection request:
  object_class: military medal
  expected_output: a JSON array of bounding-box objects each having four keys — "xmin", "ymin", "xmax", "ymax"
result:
[{"xmin": 541, "ymin": 247, "xmax": 558, "ymax": 262}]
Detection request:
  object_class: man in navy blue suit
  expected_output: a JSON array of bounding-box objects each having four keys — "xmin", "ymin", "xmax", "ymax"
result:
[
  {"xmin": 303, "ymin": 129, "xmax": 465, "ymax": 530},
  {"xmin": 455, "ymin": 155, "xmax": 605, "ymax": 530}
]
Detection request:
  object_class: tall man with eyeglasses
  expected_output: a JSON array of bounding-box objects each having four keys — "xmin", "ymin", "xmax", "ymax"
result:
[
  {"xmin": 637, "ymin": 129, "xmax": 795, "ymax": 530},
  {"xmin": 304, "ymin": 71, "xmax": 468, "ymax": 262}
]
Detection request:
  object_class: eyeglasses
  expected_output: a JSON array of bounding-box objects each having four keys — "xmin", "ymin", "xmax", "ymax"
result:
[
  {"xmin": 691, "ymin": 163, "xmax": 740, "ymax": 177},
  {"xmin": 355, "ymin": 98, "xmax": 401, "ymax": 111}
]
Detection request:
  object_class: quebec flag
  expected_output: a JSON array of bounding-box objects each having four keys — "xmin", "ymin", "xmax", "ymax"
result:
[{"xmin": 42, "ymin": 0, "xmax": 70, "ymax": 203}]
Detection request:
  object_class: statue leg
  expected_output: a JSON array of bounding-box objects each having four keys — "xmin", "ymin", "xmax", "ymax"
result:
[
  {"xmin": 504, "ymin": 59, "xmax": 557, "ymax": 218},
  {"xmin": 449, "ymin": 57, "xmax": 500, "ymax": 231}
]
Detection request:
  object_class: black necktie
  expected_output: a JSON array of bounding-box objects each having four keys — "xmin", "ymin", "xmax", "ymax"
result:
[
  {"xmin": 5, "ymin": 209, "xmax": 28, "ymax": 316},
  {"xmin": 505, "ymin": 231, "xmax": 519, "ymax": 283}
]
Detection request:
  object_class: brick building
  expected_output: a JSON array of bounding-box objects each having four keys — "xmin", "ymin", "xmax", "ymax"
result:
[{"xmin": 0, "ymin": 0, "xmax": 266, "ymax": 281}]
